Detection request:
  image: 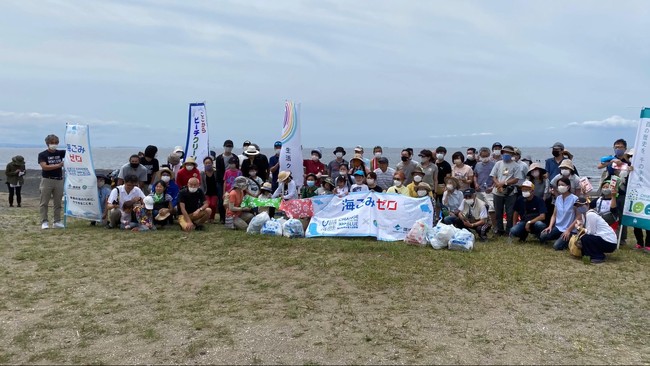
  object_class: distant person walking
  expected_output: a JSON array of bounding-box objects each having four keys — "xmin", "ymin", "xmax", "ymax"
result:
[
  {"xmin": 38, "ymin": 134, "xmax": 66, "ymax": 229},
  {"xmin": 5, "ymin": 155, "xmax": 26, "ymax": 207}
]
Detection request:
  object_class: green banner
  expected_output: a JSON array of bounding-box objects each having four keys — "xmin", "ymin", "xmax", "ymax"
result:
[{"xmin": 242, "ymin": 196, "xmax": 281, "ymax": 209}]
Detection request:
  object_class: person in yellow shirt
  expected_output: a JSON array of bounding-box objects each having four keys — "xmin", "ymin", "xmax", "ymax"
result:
[
  {"xmin": 386, "ymin": 170, "xmax": 410, "ymax": 196},
  {"xmin": 407, "ymin": 167, "xmax": 434, "ymax": 198}
]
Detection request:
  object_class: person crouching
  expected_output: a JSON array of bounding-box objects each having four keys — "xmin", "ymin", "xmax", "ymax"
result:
[{"xmin": 444, "ymin": 188, "xmax": 491, "ymax": 242}]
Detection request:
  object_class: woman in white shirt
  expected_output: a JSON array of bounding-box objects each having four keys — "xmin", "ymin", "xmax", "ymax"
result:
[{"xmin": 575, "ymin": 198, "xmax": 618, "ymax": 264}]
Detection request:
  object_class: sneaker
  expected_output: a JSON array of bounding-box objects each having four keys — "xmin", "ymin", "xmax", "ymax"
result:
[
  {"xmin": 591, "ymin": 258, "xmax": 606, "ymax": 264},
  {"xmin": 635, "ymin": 245, "xmax": 643, "ymax": 250},
  {"xmin": 17, "ymin": 204, "xmax": 21, "ymax": 208},
  {"xmin": 41, "ymin": 222, "xmax": 49, "ymax": 230},
  {"xmin": 52, "ymin": 222, "xmax": 65, "ymax": 229},
  {"xmin": 643, "ymin": 247, "xmax": 650, "ymax": 254}
]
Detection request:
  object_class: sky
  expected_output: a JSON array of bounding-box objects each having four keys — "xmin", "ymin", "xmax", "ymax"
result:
[{"xmin": 0, "ymin": 0, "xmax": 649, "ymax": 149}]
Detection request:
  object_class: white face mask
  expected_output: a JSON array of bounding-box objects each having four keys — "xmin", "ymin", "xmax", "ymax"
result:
[
  {"xmin": 436, "ymin": 153, "xmax": 444, "ymax": 160},
  {"xmin": 453, "ymin": 159, "xmax": 462, "ymax": 166},
  {"xmin": 366, "ymin": 179, "xmax": 375, "ymax": 185},
  {"xmin": 467, "ymin": 154, "xmax": 475, "ymax": 160},
  {"xmin": 374, "ymin": 153, "xmax": 382, "ymax": 158},
  {"xmin": 531, "ymin": 170, "xmax": 540, "ymax": 178},
  {"xmin": 275, "ymin": 148, "xmax": 281, "ymax": 155},
  {"xmin": 417, "ymin": 190, "xmax": 427, "ymax": 197},
  {"xmin": 188, "ymin": 187, "xmax": 198, "ymax": 193},
  {"xmin": 561, "ymin": 169, "xmax": 571, "ymax": 176},
  {"xmin": 224, "ymin": 147, "xmax": 233, "ymax": 153},
  {"xmin": 48, "ymin": 144, "xmax": 58, "ymax": 151},
  {"xmin": 97, "ymin": 181, "xmax": 105, "ymax": 188},
  {"xmin": 250, "ymin": 171, "xmax": 257, "ymax": 177},
  {"xmin": 413, "ymin": 175, "xmax": 423, "ymax": 183},
  {"xmin": 336, "ymin": 152, "xmax": 343, "ymax": 158},
  {"xmin": 420, "ymin": 158, "xmax": 429, "ymax": 164},
  {"xmin": 339, "ymin": 171, "xmax": 347, "ymax": 176},
  {"xmin": 465, "ymin": 198, "xmax": 474, "ymax": 205},
  {"xmin": 161, "ymin": 176, "xmax": 171, "ymax": 183},
  {"xmin": 446, "ymin": 184, "xmax": 454, "ymax": 191},
  {"xmin": 522, "ymin": 191, "xmax": 531, "ymax": 198},
  {"xmin": 493, "ymin": 150, "xmax": 502, "ymax": 156},
  {"xmin": 557, "ymin": 185, "xmax": 569, "ymax": 194},
  {"xmin": 393, "ymin": 180, "xmax": 402, "ymax": 187},
  {"xmin": 481, "ymin": 157, "xmax": 490, "ymax": 163},
  {"xmin": 186, "ymin": 165, "xmax": 194, "ymax": 171},
  {"xmin": 311, "ymin": 155, "xmax": 319, "ymax": 161}
]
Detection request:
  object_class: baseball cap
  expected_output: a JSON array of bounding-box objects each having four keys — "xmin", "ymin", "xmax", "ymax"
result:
[
  {"xmin": 520, "ymin": 180, "xmax": 535, "ymax": 189},
  {"xmin": 354, "ymin": 145, "xmax": 363, "ymax": 152},
  {"xmin": 492, "ymin": 142, "xmax": 503, "ymax": 149},
  {"xmin": 552, "ymin": 142, "xmax": 565, "ymax": 150},
  {"xmin": 418, "ymin": 149, "xmax": 433, "ymax": 158},
  {"xmin": 463, "ymin": 188, "xmax": 476, "ymax": 196},
  {"xmin": 353, "ymin": 170, "xmax": 364, "ymax": 176},
  {"xmin": 378, "ymin": 157, "xmax": 389, "ymax": 164},
  {"xmin": 243, "ymin": 140, "xmax": 251, "ymax": 146},
  {"xmin": 223, "ymin": 139, "xmax": 234, "ymax": 147},
  {"xmin": 574, "ymin": 197, "xmax": 588, "ymax": 206},
  {"xmin": 274, "ymin": 141, "xmax": 282, "ymax": 147}
]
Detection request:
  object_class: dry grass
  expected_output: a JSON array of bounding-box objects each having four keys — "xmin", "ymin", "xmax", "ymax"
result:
[{"xmin": 1, "ymin": 193, "xmax": 649, "ymax": 364}]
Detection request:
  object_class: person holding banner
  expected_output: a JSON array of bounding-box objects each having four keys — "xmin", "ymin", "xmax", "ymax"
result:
[
  {"xmin": 38, "ymin": 134, "xmax": 66, "ymax": 229},
  {"xmin": 386, "ymin": 171, "xmax": 410, "ymax": 196},
  {"xmin": 301, "ymin": 173, "xmax": 319, "ymax": 198},
  {"xmin": 272, "ymin": 171, "xmax": 299, "ymax": 201}
]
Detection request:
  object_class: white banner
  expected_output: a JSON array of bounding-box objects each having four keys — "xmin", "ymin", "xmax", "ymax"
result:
[
  {"xmin": 185, "ymin": 102, "xmax": 210, "ymax": 170},
  {"xmin": 307, "ymin": 192, "xmax": 434, "ymax": 241},
  {"xmin": 622, "ymin": 107, "xmax": 650, "ymax": 230},
  {"xmin": 280, "ymin": 102, "xmax": 303, "ymax": 187},
  {"xmin": 64, "ymin": 124, "xmax": 102, "ymax": 222}
]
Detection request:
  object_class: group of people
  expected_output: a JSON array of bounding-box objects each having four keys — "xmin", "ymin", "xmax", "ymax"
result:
[{"xmin": 22, "ymin": 134, "xmax": 648, "ymax": 262}]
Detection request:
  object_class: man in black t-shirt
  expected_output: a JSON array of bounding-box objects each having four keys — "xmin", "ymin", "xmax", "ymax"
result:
[
  {"xmin": 139, "ymin": 145, "xmax": 160, "ymax": 191},
  {"xmin": 38, "ymin": 134, "xmax": 66, "ymax": 230},
  {"xmin": 509, "ymin": 181, "xmax": 547, "ymax": 242},
  {"xmin": 177, "ymin": 177, "xmax": 211, "ymax": 231}
]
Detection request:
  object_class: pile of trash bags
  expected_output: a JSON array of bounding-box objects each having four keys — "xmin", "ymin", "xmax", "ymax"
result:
[
  {"xmin": 246, "ymin": 212, "xmax": 305, "ymax": 238},
  {"xmin": 405, "ymin": 219, "xmax": 474, "ymax": 251}
]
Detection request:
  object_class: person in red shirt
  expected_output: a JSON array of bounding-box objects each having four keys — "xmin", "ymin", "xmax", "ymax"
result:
[
  {"xmin": 176, "ymin": 157, "xmax": 201, "ymax": 189},
  {"xmin": 303, "ymin": 148, "xmax": 325, "ymax": 186}
]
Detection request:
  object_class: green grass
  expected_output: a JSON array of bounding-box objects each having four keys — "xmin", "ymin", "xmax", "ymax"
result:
[{"xmin": 1, "ymin": 201, "xmax": 650, "ymax": 364}]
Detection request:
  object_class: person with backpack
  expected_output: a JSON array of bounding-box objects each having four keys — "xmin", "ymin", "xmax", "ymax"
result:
[{"xmin": 5, "ymin": 155, "xmax": 25, "ymax": 208}]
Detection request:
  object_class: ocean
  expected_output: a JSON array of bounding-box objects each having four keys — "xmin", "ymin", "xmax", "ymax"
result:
[{"xmin": 0, "ymin": 146, "xmax": 612, "ymax": 180}]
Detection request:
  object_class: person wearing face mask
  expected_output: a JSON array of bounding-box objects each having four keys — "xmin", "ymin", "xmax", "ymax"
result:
[
  {"xmin": 272, "ymin": 171, "xmax": 299, "ymax": 201},
  {"xmin": 37, "ymin": 134, "xmax": 66, "ymax": 229},
  {"xmin": 550, "ymin": 159, "xmax": 583, "ymax": 198},
  {"xmin": 371, "ymin": 146, "xmax": 383, "ymax": 171},
  {"xmin": 303, "ymin": 148, "xmax": 325, "ymax": 186},
  {"xmin": 223, "ymin": 157, "xmax": 242, "ymax": 194},
  {"xmin": 117, "ymin": 154, "xmax": 148, "ymax": 190},
  {"xmin": 139, "ymin": 145, "xmax": 159, "ymax": 193},
  {"xmin": 417, "ymin": 149, "xmax": 438, "ymax": 191},
  {"xmin": 245, "ymin": 164, "xmax": 264, "ymax": 198},
  {"xmin": 473, "ymin": 147, "xmax": 496, "ymax": 227},
  {"xmin": 301, "ymin": 173, "xmax": 320, "ymax": 198},
  {"xmin": 597, "ymin": 139, "xmax": 633, "ymax": 244},
  {"xmin": 397, "ymin": 149, "xmax": 418, "ymax": 185},
  {"xmin": 464, "ymin": 148, "xmax": 477, "ymax": 170},
  {"xmin": 158, "ymin": 168, "xmax": 179, "ymax": 209},
  {"xmin": 574, "ymin": 198, "xmax": 618, "ymax": 263},
  {"xmin": 107, "ymin": 175, "xmax": 147, "ymax": 229},
  {"xmin": 387, "ymin": 171, "xmax": 410, "ymax": 196},
  {"xmin": 91, "ymin": 174, "xmax": 112, "ymax": 226},
  {"xmin": 545, "ymin": 142, "xmax": 580, "ymax": 184},
  {"xmin": 215, "ymin": 139, "xmax": 238, "ymax": 223},
  {"xmin": 354, "ymin": 146, "xmax": 371, "ymax": 168},
  {"xmin": 173, "ymin": 146, "xmax": 185, "ymax": 161},
  {"xmin": 434, "ymin": 146, "xmax": 452, "ymax": 201},
  {"xmin": 240, "ymin": 145, "xmax": 266, "ymax": 182},
  {"xmin": 365, "ymin": 172, "xmax": 383, "ymax": 193},
  {"xmin": 238, "ymin": 140, "xmax": 251, "ymax": 165},
  {"xmin": 269, "ymin": 141, "xmax": 283, "ymax": 191},
  {"xmin": 444, "ymin": 188, "xmax": 489, "ymax": 242},
  {"xmin": 589, "ymin": 180, "xmax": 620, "ymax": 230},
  {"xmin": 5, "ymin": 155, "xmax": 25, "ymax": 208},
  {"xmin": 540, "ymin": 177, "xmax": 579, "ymax": 250},
  {"xmin": 149, "ymin": 180, "xmax": 174, "ymax": 228},
  {"xmin": 509, "ymin": 181, "xmax": 547, "ymax": 243},
  {"xmin": 526, "ymin": 163, "xmax": 550, "ymax": 200},
  {"xmin": 326, "ymin": 147, "xmax": 349, "ymax": 182},
  {"xmin": 490, "ymin": 142, "xmax": 503, "ymax": 163},
  {"xmin": 490, "ymin": 145, "xmax": 525, "ymax": 236},
  {"xmin": 350, "ymin": 154, "xmax": 370, "ymax": 175},
  {"xmin": 451, "ymin": 151, "xmax": 474, "ymax": 191},
  {"xmin": 336, "ymin": 164, "xmax": 354, "ymax": 188},
  {"xmin": 176, "ymin": 157, "xmax": 201, "ymax": 189},
  {"xmin": 200, "ymin": 156, "xmax": 219, "ymax": 223},
  {"xmin": 441, "ymin": 176, "xmax": 463, "ymax": 220},
  {"xmin": 178, "ymin": 177, "xmax": 211, "ymax": 232},
  {"xmin": 407, "ymin": 167, "xmax": 432, "ymax": 198}
]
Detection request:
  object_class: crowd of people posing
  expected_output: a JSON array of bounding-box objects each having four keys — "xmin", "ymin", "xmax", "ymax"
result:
[{"xmin": 29, "ymin": 134, "xmax": 647, "ymax": 263}]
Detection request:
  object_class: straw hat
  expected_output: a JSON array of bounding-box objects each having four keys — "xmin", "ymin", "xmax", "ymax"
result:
[
  {"xmin": 558, "ymin": 159, "xmax": 575, "ymax": 172},
  {"xmin": 350, "ymin": 153, "xmax": 364, "ymax": 163},
  {"xmin": 244, "ymin": 146, "xmax": 259, "ymax": 156},
  {"xmin": 444, "ymin": 176, "xmax": 460, "ymax": 189},
  {"xmin": 411, "ymin": 166, "xmax": 425, "ymax": 176},
  {"xmin": 278, "ymin": 171, "xmax": 291, "ymax": 182},
  {"xmin": 416, "ymin": 182, "xmax": 432, "ymax": 192},
  {"xmin": 260, "ymin": 182, "xmax": 273, "ymax": 192},
  {"xmin": 155, "ymin": 211, "xmax": 171, "ymax": 221},
  {"xmin": 322, "ymin": 177, "xmax": 335, "ymax": 189},
  {"xmin": 562, "ymin": 150, "xmax": 574, "ymax": 160},
  {"xmin": 183, "ymin": 157, "xmax": 197, "ymax": 168},
  {"xmin": 527, "ymin": 163, "xmax": 546, "ymax": 177},
  {"xmin": 159, "ymin": 167, "xmax": 175, "ymax": 180}
]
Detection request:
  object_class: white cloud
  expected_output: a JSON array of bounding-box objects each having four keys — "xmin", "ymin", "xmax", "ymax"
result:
[
  {"xmin": 430, "ymin": 132, "xmax": 493, "ymax": 138},
  {"xmin": 0, "ymin": 110, "xmax": 150, "ymax": 129},
  {"xmin": 567, "ymin": 115, "xmax": 638, "ymax": 129}
]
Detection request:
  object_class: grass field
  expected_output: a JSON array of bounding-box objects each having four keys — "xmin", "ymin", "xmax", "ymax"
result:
[{"xmin": 1, "ymin": 193, "xmax": 649, "ymax": 364}]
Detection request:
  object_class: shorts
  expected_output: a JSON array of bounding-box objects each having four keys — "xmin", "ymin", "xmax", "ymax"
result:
[{"xmin": 477, "ymin": 192, "xmax": 495, "ymax": 213}]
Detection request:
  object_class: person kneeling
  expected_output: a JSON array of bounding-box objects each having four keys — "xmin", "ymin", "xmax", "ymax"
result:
[
  {"xmin": 226, "ymin": 176, "xmax": 254, "ymax": 230},
  {"xmin": 509, "ymin": 180, "xmax": 547, "ymax": 242},
  {"xmin": 178, "ymin": 177, "xmax": 211, "ymax": 232},
  {"xmin": 443, "ymin": 188, "xmax": 490, "ymax": 242},
  {"xmin": 575, "ymin": 198, "xmax": 618, "ymax": 264}
]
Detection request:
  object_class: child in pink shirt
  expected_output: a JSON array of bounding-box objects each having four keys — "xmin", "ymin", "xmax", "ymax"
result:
[{"xmin": 224, "ymin": 157, "xmax": 242, "ymax": 192}]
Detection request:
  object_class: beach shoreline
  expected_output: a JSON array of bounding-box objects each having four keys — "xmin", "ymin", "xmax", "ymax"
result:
[{"xmin": 0, "ymin": 169, "xmax": 113, "ymax": 198}]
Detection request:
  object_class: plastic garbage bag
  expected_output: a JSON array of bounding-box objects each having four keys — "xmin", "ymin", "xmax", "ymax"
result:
[
  {"xmin": 448, "ymin": 228, "xmax": 475, "ymax": 251},
  {"xmin": 247, "ymin": 212, "xmax": 270, "ymax": 234},
  {"xmin": 405, "ymin": 219, "xmax": 430, "ymax": 246},
  {"xmin": 428, "ymin": 222, "xmax": 456, "ymax": 249},
  {"xmin": 282, "ymin": 219, "xmax": 305, "ymax": 238},
  {"xmin": 261, "ymin": 219, "xmax": 283, "ymax": 236}
]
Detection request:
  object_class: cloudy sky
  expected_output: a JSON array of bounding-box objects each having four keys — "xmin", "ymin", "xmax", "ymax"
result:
[{"xmin": 0, "ymin": 0, "xmax": 648, "ymax": 148}]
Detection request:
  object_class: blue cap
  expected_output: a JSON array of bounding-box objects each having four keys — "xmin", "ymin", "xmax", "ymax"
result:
[
  {"xmin": 274, "ymin": 141, "xmax": 282, "ymax": 147},
  {"xmin": 353, "ymin": 170, "xmax": 364, "ymax": 176}
]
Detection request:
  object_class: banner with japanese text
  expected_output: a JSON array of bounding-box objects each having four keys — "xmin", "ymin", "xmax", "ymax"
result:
[
  {"xmin": 64, "ymin": 124, "xmax": 102, "ymax": 222},
  {"xmin": 279, "ymin": 102, "xmax": 303, "ymax": 187},
  {"xmin": 622, "ymin": 108, "xmax": 650, "ymax": 230},
  {"xmin": 184, "ymin": 102, "xmax": 210, "ymax": 170},
  {"xmin": 306, "ymin": 192, "xmax": 434, "ymax": 241}
]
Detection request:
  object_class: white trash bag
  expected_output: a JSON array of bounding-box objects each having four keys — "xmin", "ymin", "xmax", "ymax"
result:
[
  {"xmin": 261, "ymin": 219, "xmax": 283, "ymax": 236},
  {"xmin": 282, "ymin": 218, "xmax": 304, "ymax": 238},
  {"xmin": 428, "ymin": 222, "xmax": 456, "ymax": 250},
  {"xmin": 448, "ymin": 228, "xmax": 475, "ymax": 251},
  {"xmin": 247, "ymin": 212, "xmax": 270, "ymax": 234},
  {"xmin": 405, "ymin": 219, "xmax": 430, "ymax": 246}
]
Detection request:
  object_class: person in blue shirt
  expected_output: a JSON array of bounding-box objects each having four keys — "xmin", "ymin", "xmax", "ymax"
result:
[
  {"xmin": 597, "ymin": 138, "xmax": 633, "ymax": 244},
  {"xmin": 92, "ymin": 174, "xmax": 112, "ymax": 226},
  {"xmin": 269, "ymin": 141, "xmax": 282, "ymax": 192},
  {"xmin": 159, "ymin": 168, "xmax": 179, "ymax": 208},
  {"xmin": 540, "ymin": 177, "xmax": 579, "ymax": 250}
]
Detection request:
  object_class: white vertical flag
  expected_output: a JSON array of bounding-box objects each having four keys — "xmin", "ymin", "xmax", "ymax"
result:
[
  {"xmin": 279, "ymin": 102, "xmax": 304, "ymax": 187},
  {"xmin": 622, "ymin": 107, "xmax": 650, "ymax": 230},
  {"xmin": 185, "ymin": 102, "xmax": 210, "ymax": 170},
  {"xmin": 64, "ymin": 124, "xmax": 102, "ymax": 222}
]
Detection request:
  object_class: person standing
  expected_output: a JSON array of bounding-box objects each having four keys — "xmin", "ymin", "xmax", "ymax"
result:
[
  {"xmin": 117, "ymin": 155, "xmax": 148, "ymax": 190},
  {"xmin": 490, "ymin": 145, "xmax": 525, "ymax": 236},
  {"xmin": 474, "ymin": 147, "xmax": 496, "ymax": 228},
  {"xmin": 251, "ymin": 143, "xmax": 270, "ymax": 182},
  {"xmin": 5, "ymin": 155, "xmax": 25, "ymax": 208},
  {"xmin": 200, "ymin": 156, "xmax": 219, "ymax": 223},
  {"xmin": 38, "ymin": 135, "xmax": 66, "ymax": 229},
  {"xmin": 373, "ymin": 157, "xmax": 395, "ymax": 192},
  {"xmin": 396, "ymin": 149, "xmax": 418, "ymax": 185},
  {"xmin": 269, "ymin": 141, "xmax": 282, "ymax": 191},
  {"xmin": 370, "ymin": 146, "xmax": 383, "ymax": 171},
  {"xmin": 139, "ymin": 145, "xmax": 159, "ymax": 193},
  {"xmin": 417, "ymin": 149, "xmax": 438, "ymax": 191},
  {"xmin": 327, "ymin": 147, "xmax": 349, "ymax": 181},
  {"xmin": 464, "ymin": 148, "xmax": 477, "ymax": 170},
  {"xmin": 215, "ymin": 139, "xmax": 237, "ymax": 224},
  {"xmin": 434, "ymin": 146, "xmax": 452, "ymax": 216},
  {"xmin": 303, "ymin": 148, "xmax": 325, "ymax": 186}
]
